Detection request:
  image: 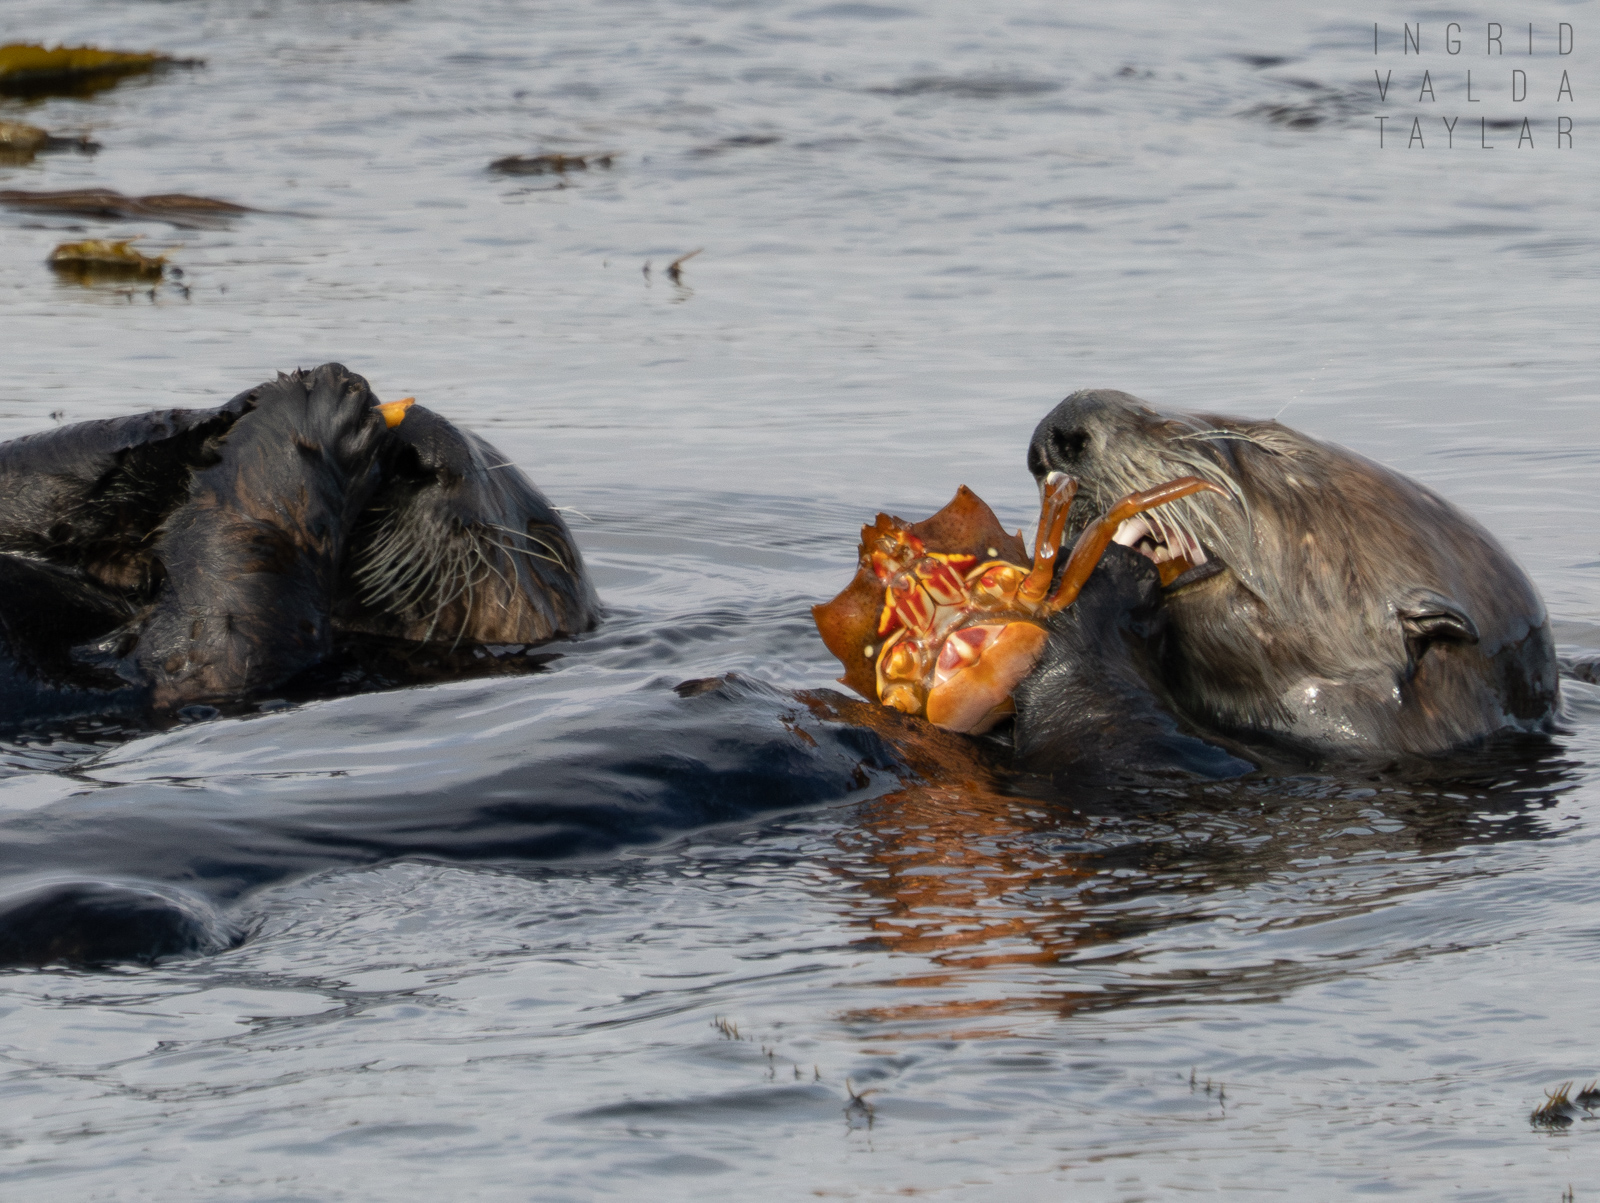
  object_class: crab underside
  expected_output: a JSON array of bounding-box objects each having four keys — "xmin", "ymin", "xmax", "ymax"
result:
[{"xmin": 811, "ymin": 473, "xmax": 1225, "ymax": 734}]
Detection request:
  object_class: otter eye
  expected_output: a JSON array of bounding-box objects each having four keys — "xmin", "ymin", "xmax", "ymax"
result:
[{"xmin": 1051, "ymin": 429, "xmax": 1089, "ymax": 462}]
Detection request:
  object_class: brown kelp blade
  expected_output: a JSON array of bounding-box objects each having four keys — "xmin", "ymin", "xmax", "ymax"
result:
[
  {"xmin": 0, "ymin": 188, "xmax": 254, "ymax": 230},
  {"xmin": 1043, "ymin": 476, "xmax": 1228, "ymax": 613},
  {"xmin": 489, "ymin": 152, "xmax": 616, "ymax": 176},
  {"xmin": 48, "ymin": 239, "xmax": 166, "ymax": 280},
  {"xmin": 0, "ymin": 44, "xmax": 198, "ymax": 98}
]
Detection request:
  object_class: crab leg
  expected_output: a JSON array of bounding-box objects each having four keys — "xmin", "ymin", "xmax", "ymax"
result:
[
  {"xmin": 1016, "ymin": 472, "xmax": 1079, "ymax": 608},
  {"xmin": 1041, "ymin": 476, "xmax": 1229, "ymax": 614}
]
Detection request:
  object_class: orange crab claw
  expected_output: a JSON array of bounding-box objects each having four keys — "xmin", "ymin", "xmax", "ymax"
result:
[
  {"xmin": 924, "ymin": 621, "xmax": 1048, "ymax": 733},
  {"xmin": 374, "ymin": 396, "xmax": 416, "ymax": 428},
  {"xmin": 1017, "ymin": 472, "xmax": 1079, "ymax": 608},
  {"xmin": 1042, "ymin": 476, "xmax": 1229, "ymax": 614}
]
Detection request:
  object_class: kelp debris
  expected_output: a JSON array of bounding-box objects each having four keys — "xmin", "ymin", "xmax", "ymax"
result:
[
  {"xmin": 0, "ymin": 43, "xmax": 200, "ymax": 98},
  {"xmin": 0, "ymin": 120, "xmax": 46, "ymax": 155},
  {"xmin": 0, "ymin": 119, "xmax": 99, "ymax": 163},
  {"xmin": 488, "ymin": 151, "xmax": 615, "ymax": 176},
  {"xmin": 868, "ymin": 74, "xmax": 1059, "ymax": 99},
  {"xmin": 1529, "ymin": 1080, "xmax": 1600, "ymax": 1130},
  {"xmin": 691, "ymin": 133, "xmax": 781, "ymax": 156},
  {"xmin": 48, "ymin": 239, "xmax": 167, "ymax": 281},
  {"xmin": 665, "ymin": 248, "xmax": 701, "ymax": 283},
  {"xmin": 0, "ymin": 188, "xmax": 253, "ymax": 229}
]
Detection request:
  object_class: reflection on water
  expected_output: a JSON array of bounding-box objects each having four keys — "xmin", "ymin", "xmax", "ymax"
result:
[
  {"xmin": 2, "ymin": 0, "xmax": 1599, "ymax": 1196},
  {"xmin": 820, "ymin": 692, "xmax": 1578, "ymax": 1032}
]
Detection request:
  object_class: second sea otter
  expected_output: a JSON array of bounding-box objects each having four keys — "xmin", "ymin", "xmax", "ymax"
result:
[{"xmin": 0, "ymin": 362, "xmax": 598, "ymax": 719}]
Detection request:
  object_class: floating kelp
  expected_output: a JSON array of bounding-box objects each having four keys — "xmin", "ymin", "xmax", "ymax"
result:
[
  {"xmin": 0, "ymin": 120, "xmax": 45, "ymax": 156},
  {"xmin": 867, "ymin": 73, "xmax": 1059, "ymax": 99},
  {"xmin": 0, "ymin": 119, "xmax": 99, "ymax": 164},
  {"xmin": 665, "ymin": 248, "xmax": 701, "ymax": 283},
  {"xmin": 0, "ymin": 187, "xmax": 252, "ymax": 228},
  {"xmin": 690, "ymin": 134, "xmax": 780, "ymax": 156},
  {"xmin": 488, "ymin": 151, "xmax": 614, "ymax": 176},
  {"xmin": 48, "ymin": 239, "xmax": 167, "ymax": 281},
  {"xmin": 0, "ymin": 43, "xmax": 198, "ymax": 98}
]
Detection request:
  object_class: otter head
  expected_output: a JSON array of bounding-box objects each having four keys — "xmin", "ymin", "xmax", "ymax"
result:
[
  {"xmin": 1027, "ymin": 389, "xmax": 1260, "ymax": 593},
  {"xmin": 1026, "ymin": 389, "xmax": 1556, "ymax": 755}
]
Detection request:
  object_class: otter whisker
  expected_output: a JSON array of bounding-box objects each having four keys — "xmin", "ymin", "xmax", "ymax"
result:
[
  {"xmin": 477, "ymin": 542, "xmax": 516, "ymax": 597},
  {"xmin": 1175, "ymin": 428, "xmax": 1275, "ymax": 450},
  {"xmin": 359, "ymin": 544, "xmax": 435, "ymax": 610},
  {"xmin": 1076, "ymin": 437, "xmax": 1252, "ymax": 585},
  {"xmin": 482, "ymin": 522, "xmax": 571, "ymax": 572},
  {"xmin": 498, "ymin": 543, "xmax": 566, "ymax": 568},
  {"xmin": 451, "ymin": 557, "xmax": 479, "ymax": 650},
  {"xmin": 423, "ymin": 557, "xmax": 471, "ymax": 644}
]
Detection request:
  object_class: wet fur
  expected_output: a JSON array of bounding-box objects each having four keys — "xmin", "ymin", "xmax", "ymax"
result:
[
  {"xmin": 0, "ymin": 395, "xmax": 253, "ymax": 596},
  {"xmin": 124, "ymin": 365, "xmax": 392, "ymax": 706},
  {"xmin": 338, "ymin": 405, "xmax": 598, "ymax": 647},
  {"xmin": 1011, "ymin": 544, "xmax": 1255, "ymax": 782},
  {"xmin": 0, "ymin": 363, "xmax": 598, "ymax": 719},
  {"xmin": 1027, "ymin": 389, "xmax": 1557, "ymax": 756}
]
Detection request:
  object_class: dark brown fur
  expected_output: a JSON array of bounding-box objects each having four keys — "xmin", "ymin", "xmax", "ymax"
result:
[
  {"xmin": 0, "ymin": 364, "xmax": 599, "ymax": 719},
  {"xmin": 1027, "ymin": 389, "xmax": 1557, "ymax": 756},
  {"xmin": 337, "ymin": 404, "xmax": 598, "ymax": 647},
  {"xmin": 125, "ymin": 364, "xmax": 390, "ymax": 706}
]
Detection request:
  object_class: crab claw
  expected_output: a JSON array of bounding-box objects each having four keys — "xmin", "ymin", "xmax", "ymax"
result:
[
  {"xmin": 374, "ymin": 396, "xmax": 416, "ymax": 428},
  {"xmin": 924, "ymin": 621, "xmax": 1048, "ymax": 733},
  {"xmin": 1043, "ymin": 476, "xmax": 1229, "ymax": 614},
  {"xmin": 1016, "ymin": 472, "xmax": 1078, "ymax": 609}
]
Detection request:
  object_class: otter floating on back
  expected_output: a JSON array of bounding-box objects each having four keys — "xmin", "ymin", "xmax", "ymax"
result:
[{"xmin": 0, "ymin": 362, "xmax": 598, "ymax": 726}]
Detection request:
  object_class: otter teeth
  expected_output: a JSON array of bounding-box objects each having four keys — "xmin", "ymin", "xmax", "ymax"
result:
[
  {"xmin": 1113, "ymin": 516, "xmax": 1208, "ymax": 567},
  {"xmin": 1113, "ymin": 516, "xmax": 1151, "ymax": 549}
]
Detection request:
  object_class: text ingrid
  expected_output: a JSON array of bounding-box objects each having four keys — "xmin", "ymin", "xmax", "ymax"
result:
[{"xmin": 1372, "ymin": 21, "xmax": 1575, "ymax": 148}]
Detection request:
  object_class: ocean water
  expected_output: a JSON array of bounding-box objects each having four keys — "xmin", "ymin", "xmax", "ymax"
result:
[{"xmin": 1, "ymin": 0, "xmax": 1599, "ymax": 1197}]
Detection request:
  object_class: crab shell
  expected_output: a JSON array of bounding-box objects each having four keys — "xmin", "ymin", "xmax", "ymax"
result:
[{"xmin": 812, "ymin": 486, "xmax": 1046, "ymax": 731}]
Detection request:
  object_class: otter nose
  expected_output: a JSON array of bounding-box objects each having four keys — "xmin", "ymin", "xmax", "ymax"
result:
[
  {"xmin": 1027, "ymin": 388, "xmax": 1146, "ymax": 479},
  {"xmin": 1026, "ymin": 417, "xmax": 1090, "ymax": 479}
]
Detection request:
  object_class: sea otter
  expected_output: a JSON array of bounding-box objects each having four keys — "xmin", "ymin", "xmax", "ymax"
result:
[
  {"xmin": 0, "ymin": 363, "xmax": 598, "ymax": 723},
  {"xmin": 1021, "ymin": 389, "xmax": 1558, "ymax": 758}
]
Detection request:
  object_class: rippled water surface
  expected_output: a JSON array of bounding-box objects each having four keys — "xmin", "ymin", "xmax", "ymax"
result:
[{"xmin": 3, "ymin": 0, "xmax": 1600, "ymax": 1197}]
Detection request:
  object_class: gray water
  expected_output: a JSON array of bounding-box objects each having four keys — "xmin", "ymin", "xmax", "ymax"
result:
[{"xmin": 2, "ymin": 0, "xmax": 1600, "ymax": 1197}]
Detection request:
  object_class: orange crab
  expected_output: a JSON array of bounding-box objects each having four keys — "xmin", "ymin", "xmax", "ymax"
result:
[{"xmin": 812, "ymin": 473, "xmax": 1225, "ymax": 734}]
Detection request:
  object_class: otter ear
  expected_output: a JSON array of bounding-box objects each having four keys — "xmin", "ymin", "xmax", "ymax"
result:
[{"xmin": 1398, "ymin": 590, "xmax": 1478, "ymax": 665}]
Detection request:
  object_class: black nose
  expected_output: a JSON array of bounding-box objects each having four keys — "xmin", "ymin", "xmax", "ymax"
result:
[
  {"xmin": 1028, "ymin": 389, "xmax": 1143, "ymax": 479},
  {"xmin": 1050, "ymin": 427, "xmax": 1088, "ymax": 463},
  {"xmin": 1027, "ymin": 416, "xmax": 1091, "ymax": 479}
]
